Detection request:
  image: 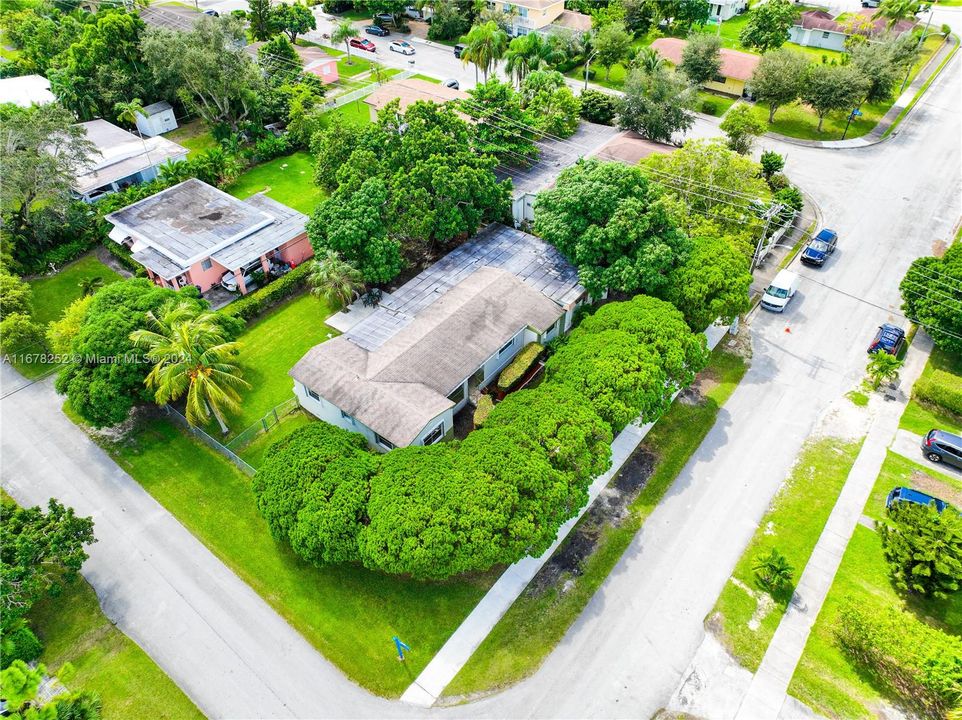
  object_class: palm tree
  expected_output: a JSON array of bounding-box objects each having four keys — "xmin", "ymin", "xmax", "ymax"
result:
[
  {"xmin": 503, "ymin": 33, "xmax": 564, "ymax": 86},
  {"xmin": 332, "ymin": 19, "xmax": 360, "ymax": 64},
  {"xmin": 461, "ymin": 21, "xmax": 508, "ymax": 83},
  {"xmin": 130, "ymin": 302, "xmax": 249, "ymax": 434},
  {"xmin": 752, "ymin": 548, "xmax": 794, "ymax": 595},
  {"xmin": 633, "ymin": 47, "xmax": 664, "ymax": 74},
  {"xmin": 78, "ymin": 276, "xmax": 104, "ymax": 297},
  {"xmin": 114, "ymin": 98, "xmax": 151, "ymax": 165},
  {"xmin": 867, "ymin": 352, "xmax": 903, "ymax": 390},
  {"xmin": 874, "ymin": 0, "xmax": 920, "ymax": 29},
  {"xmin": 309, "ymin": 250, "xmax": 365, "ymax": 309}
]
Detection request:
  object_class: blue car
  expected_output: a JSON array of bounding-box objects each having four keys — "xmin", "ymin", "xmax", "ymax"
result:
[
  {"xmin": 800, "ymin": 228, "xmax": 837, "ymax": 267},
  {"xmin": 886, "ymin": 486, "xmax": 950, "ymax": 513},
  {"xmin": 868, "ymin": 323, "xmax": 905, "ymax": 355},
  {"xmin": 364, "ymin": 25, "xmax": 390, "ymax": 36}
]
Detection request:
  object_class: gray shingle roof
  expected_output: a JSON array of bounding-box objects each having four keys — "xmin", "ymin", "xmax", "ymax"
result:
[{"xmin": 291, "ymin": 267, "xmax": 566, "ymax": 447}]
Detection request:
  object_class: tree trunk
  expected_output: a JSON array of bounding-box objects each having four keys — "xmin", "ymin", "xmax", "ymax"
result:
[
  {"xmin": 206, "ymin": 399, "xmax": 229, "ymax": 435},
  {"xmin": 817, "ymin": 113, "xmax": 825, "ymax": 132},
  {"xmin": 768, "ymin": 103, "xmax": 777, "ymax": 123}
]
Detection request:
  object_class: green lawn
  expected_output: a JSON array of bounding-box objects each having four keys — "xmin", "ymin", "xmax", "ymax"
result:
[
  {"xmin": 28, "ymin": 254, "xmax": 122, "ymax": 327},
  {"xmin": 787, "ymin": 452, "xmax": 962, "ymax": 717},
  {"xmin": 97, "ymin": 415, "xmax": 493, "ymax": 697},
  {"xmin": 219, "ymin": 292, "xmax": 338, "ymax": 437},
  {"xmin": 411, "ymin": 73, "xmax": 442, "ymax": 83},
  {"xmin": 29, "ymin": 578, "xmax": 202, "ymax": 720},
  {"xmin": 711, "ymin": 437, "xmax": 863, "ymax": 672},
  {"xmin": 444, "ymin": 347, "xmax": 748, "ymax": 697},
  {"xmin": 164, "ymin": 118, "xmax": 218, "ymax": 157},
  {"xmin": 334, "ymin": 53, "xmax": 377, "ymax": 78},
  {"xmin": 748, "ymin": 35, "xmax": 944, "ymax": 141},
  {"xmin": 0, "ymin": 29, "xmax": 20, "ymax": 61},
  {"xmin": 321, "ymin": 99, "xmax": 374, "ymax": 127},
  {"xmin": 698, "ymin": 91, "xmax": 738, "ymax": 116},
  {"xmin": 227, "ymin": 151, "xmax": 326, "ymax": 216},
  {"xmin": 899, "ymin": 346, "xmax": 962, "ymax": 437},
  {"xmin": 236, "ymin": 408, "xmax": 315, "ymax": 468}
]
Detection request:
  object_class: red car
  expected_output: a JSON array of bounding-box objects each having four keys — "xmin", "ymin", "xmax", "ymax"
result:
[{"xmin": 349, "ymin": 37, "xmax": 377, "ymax": 52}]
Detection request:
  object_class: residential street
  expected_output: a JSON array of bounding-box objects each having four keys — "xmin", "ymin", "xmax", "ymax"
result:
[{"xmin": 2, "ymin": 25, "xmax": 960, "ymax": 720}]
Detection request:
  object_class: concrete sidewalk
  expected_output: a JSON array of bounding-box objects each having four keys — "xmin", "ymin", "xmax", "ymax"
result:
[{"xmin": 733, "ymin": 334, "xmax": 933, "ymax": 720}]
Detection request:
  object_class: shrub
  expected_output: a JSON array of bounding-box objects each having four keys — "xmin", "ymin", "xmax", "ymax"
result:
[
  {"xmin": 47, "ymin": 296, "xmax": 94, "ymax": 356},
  {"xmin": 913, "ymin": 369, "xmax": 962, "ymax": 417},
  {"xmin": 0, "ymin": 314, "xmax": 45, "ymax": 354},
  {"xmin": 835, "ymin": 602, "xmax": 962, "ymax": 718},
  {"xmin": 880, "ymin": 500, "xmax": 962, "ymax": 599},
  {"xmin": 700, "ymin": 99, "xmax": 719, "ymax": 116},
  {"xmin": 579, "ymin": 89, "xmax": 617, "ymax": 125},
  {"xmin": 760, "ymin": 150, "xmax": 785, "ymax": 178},
  {"xmin": 496, "ymin": 342, "xmax": 543, "ymax": 391},
  {"xmin": 220, "ymin": 260, "xmax": 314, "ymax": 322},
  {"xmin": 752, "ymin": 547, "xmax": 794, "ymax": 596},
  {"xmin": 767, "ymin": 172, "xmax": 790, "ymax": 192},
  {"xmin": 473, "ymin": 394, "xmax": 494, "ymax": 427},
  {"xmin": 101, "ymin": 240, "xmax": 144, "ymax": 275},
  {"xmin": 0, "ymin": 626, "xmax": 42, "ymax": 670},
  {"xmin": 0, "ymin": 272, "xmax": 32, "ymax": 317},
  {"xmin": 35, "ymin": 237, "xmax": 96, "ymax": 270},
  {"xmin": 253, "ymin": 134, "xmax": 289, "ymax": 162}
]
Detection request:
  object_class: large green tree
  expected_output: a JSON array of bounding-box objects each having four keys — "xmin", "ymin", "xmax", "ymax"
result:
[
  {"xmin": 546, "ymin": 295, "xmax": 709, "ymax": 430},
  {"xmin": 801, "ymin": 63, "xmax": 870, "ymax": 132},
  {"xmin": 719, "ymin": 103, "xmax": 767, "ymax": 154},
  {"xmin": 739, "ymin": 0, "xmax": 800, "ymax": 53},
  {"xmin": 463, "ymin": 79, "xmax": 540, "ymax": 167},
  {"xmin": 680, "ymin": 31, "xmax": 721, "ymax": 86},
  {"xmin": 618, "ymin": 64, "xmax": 697, "ymax": 143},
  {"xmin": 55, "ymin": 280, "xmax": 239, "ymax": 428},
  {"xmin": 880, "ymin": 501, "xmax": 962, "ymax": 599},
  {"xmin": 141, "ymin": 15, "xmax": 264, "ymax": 132},
  {"xmin": 503, "ymin": 32, "xmax": 563, "ymax": 86},
  {"xmin": 593, "ymin": 21, "xmax": 632, "ymax": 81},
  {"xmin": 519, "ymin": 70, "xmax": 581, "ymax": 139},
  {"xmin": 747, "ymin": 48, "xmax": 809, "ymax": 123},
  {"xmin": 274, "ymin": 3, "xmax": 315, "ymax": 43},
  {"xmin": 534, "ymin": 159, "xmax": 689, "ymax": 297},
  {"xmin": 1, "ymin": 498, "xmax": 95, "ymax": 635},
  {"xmin": 247, "ymin": 0, "xmax": 277, "ymax": 41},
  {"xmin": 460, "ymin": 21, "xmax": 508, "ymax": 82},
  {"xmin": 900, "ymin": 243, "xmax": 962, "ymax": 356},
  {"xmin": 849, "ymin": 34, "xmax": 920, "ymax": 105}
]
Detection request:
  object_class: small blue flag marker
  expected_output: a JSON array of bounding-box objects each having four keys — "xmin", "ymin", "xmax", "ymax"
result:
[{"xmin": 393, "ymin": 636, "xmax": 411, "ymax": 662}]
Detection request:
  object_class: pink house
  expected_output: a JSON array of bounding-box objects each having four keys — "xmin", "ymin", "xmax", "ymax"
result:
[
  {"xmin": 105, "ymin": 178, "xmax": 314, "ymax": 296},
  {"xmin": 246, "ymin": 42, "xmax": 339, "ymax": 85}
]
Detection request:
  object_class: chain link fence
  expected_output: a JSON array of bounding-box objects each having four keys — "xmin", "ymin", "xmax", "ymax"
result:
[{"xmin": 164, "ymin": 405, "xmax": 257, "ymax": 477}]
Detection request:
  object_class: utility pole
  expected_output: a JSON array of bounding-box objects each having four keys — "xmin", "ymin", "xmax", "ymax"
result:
[
  {"xmin": 583, "ymin": 50, "xmax": 597, "ymax": 92},
  {"xmin": 752, "ymin": 204, "xmax": 783, "ymax": 271},
  {"xmin": 899, "ymin": 3, "xmax": 933, "ymax": 94}
]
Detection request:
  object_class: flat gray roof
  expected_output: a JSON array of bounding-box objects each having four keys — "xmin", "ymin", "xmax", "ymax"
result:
[
  {"xmin": 141, "ymin": 100, "xmax": 173, "ymax": 115},
  {"xmin": 211, "ymin": 194, "xmax": 307, "ymax": 268},
  {"xmin": 346, "ymin": 223, "xmax": 585, "ymax": 352}
]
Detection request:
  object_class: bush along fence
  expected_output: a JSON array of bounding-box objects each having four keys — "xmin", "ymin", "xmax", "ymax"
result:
[{"xmin": 220, "ymin": 260, "xmax": 314, "ymax": 323}]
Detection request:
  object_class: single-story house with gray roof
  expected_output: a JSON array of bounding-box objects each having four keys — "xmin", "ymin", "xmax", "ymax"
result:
[
  {"xmin": 290, "ymin": 223, "xmax": 587, "ymax": 450},
  {"xmin": 105, "ymin": 178, "xmax": 313, "ymax": 295}
]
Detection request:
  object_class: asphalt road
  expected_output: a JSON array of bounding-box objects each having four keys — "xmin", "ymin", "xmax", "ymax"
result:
[{"xmin": 2, "ymin": 29, "xmax": 960, "ymax": 720}]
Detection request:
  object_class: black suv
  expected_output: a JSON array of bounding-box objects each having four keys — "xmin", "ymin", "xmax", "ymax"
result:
[{"xmin": 921, "ymin": 429, "xmax": 962, "ymax": 470}]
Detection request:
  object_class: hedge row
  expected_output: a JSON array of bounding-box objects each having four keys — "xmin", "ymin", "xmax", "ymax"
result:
[
  {"xmin": 101, "ymin": 240, "xmax": 145, "ymax": 276},
  {"xmin": 473, "ymin": 394, "xmax": 494, "ymax": 427},
  {"xmin": 220, "ymin": 261, "xmax": 314, "ymax": 322},
  {"xmin": 913, "ymin": 369, "xmax": 962, "ymax": 418},
  {"xmin": 252, "ymin": 295, "xmax": 709, "ymax": 579},
  {"xmin": 496, "ymin": 342, "xmax": 543, "ymax": 392}
]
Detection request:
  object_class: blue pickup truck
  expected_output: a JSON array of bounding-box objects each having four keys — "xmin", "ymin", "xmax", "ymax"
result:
[
  {"xmin": 885, "ymin": 486, "xmax": 950, "ymax": 513},
  {"xmin": 800, "ymin": 228, "xmax": 838, "ymax": 267}
]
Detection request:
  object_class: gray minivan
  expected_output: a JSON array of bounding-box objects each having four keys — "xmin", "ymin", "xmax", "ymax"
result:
[{"xmin": 921, "ymin": 429, "xmax": 962, "ymax": 469}]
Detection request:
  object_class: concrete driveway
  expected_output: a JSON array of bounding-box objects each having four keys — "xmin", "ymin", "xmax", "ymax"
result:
[{"xmin": 892, "ymin": 428, "xmax": 962, "ymax": 479}]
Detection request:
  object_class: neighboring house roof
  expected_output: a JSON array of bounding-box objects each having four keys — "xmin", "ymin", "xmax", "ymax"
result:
[
  {"xmin": 73, "ymin": 119, "xmax": 188, "ymax": 196},
  {"xmin": 291, "ymin": 223, "xmax": 585, "ymax": 446},
  {"xmin": 594, "ymin": 131, "xmax": 676, "ymax": 165},
  {"xmin": 795, "ymin": 8, "xmax": 915, "ymax": 36},
  {"xmin": 501, "ymin": 0, "xmax": 563, "ymax": 10},
  {"xmin": 550, "ymin": 9, "xmax": 592, "ymax": 32},
  {"xmin": 0, "ymin": 74, "xmax": 55, "ymax": 107},
  {"xmin": 650, "ymin": 37, "xmax": 760, "ymax": 81},
  {"xmin": 364, "ymin": 77, "xmax": 469, "ymax": 113},
  {"xmin": 245, "ymin": 41, "xmax": 337, "ymax": 77},
  {"xmin": 107, "ymin": 178, "xmax": 307, "ymax": 277},
  {"xmin": 140, "ymin": 100, "xmax": 173, "ymax": 117}
]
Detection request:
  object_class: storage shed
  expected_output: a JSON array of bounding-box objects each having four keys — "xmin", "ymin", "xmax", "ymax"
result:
[{"xmin": 135, "ymin": 101, "xmax": 178, "ymax": 137}]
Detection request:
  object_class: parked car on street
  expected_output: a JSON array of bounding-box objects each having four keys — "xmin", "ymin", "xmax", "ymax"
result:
[
  {"xmin": 404, "ymin": 6, "xmax": 422, "ymax": 19},
  {"xmin": 886, "ymin": 485, "xmax": 951, "ymax": 512},
  {"xmin": 800, "ymin": 228, "xmax": 838, "ymax": 267},
  {"xmin": 761, "ymin": 270, "xmax": 800, "ymax": 313},
  {"xmin": 920, "ymin": 429, "xmax": 962, "ymax": 470},
  {"xmin": 374, "ymin": 12, "xmax": 394, "ymax": 24},
  {"xmin": 389, "ymin": 40, "xmax": 415, "ymax": 54},
  {"xmin": 365, "ymin": 25, "xmax": 390, "ymax": 36},
  {"xmin": 454, "ymin": 43, "xmax": 467, "ymax": 58},
  {"xmin": 202, "ymin": 8, "xmax": 219, "ymax": 16},
  {"xmin": 350, "ymin": 37, "xmax": 377, "ymax": 52},
  {"xmin": 441, "ymin": 78, "xmax": 460, "ymax": 89},
  {"xmin": 867, "ymin": 323, "xmax": 905, "ymax": 355}
]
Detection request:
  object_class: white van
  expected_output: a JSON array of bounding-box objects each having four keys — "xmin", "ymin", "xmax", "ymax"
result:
[{"xmin": 761, "ymin": 270, "xmax": 800, "ymax": 313}]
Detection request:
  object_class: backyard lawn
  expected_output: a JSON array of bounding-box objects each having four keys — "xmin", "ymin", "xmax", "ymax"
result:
[
  {"xmin": 898, "ymin": 345, "xmax": 962, "ymax": 437},
  {"xmin": 227, "ymin": 151, "xmax": 326, "ymax": 215},
  {"xmin": 28, "ymin": 253, "xmax": 122, "ymax": 327},
  {"xmin": 29, "ymin": 577, "xmax": 202, "ymax": 720},
  {"xmin": 320, "ymin": 99, "xmax": 374, "ymax": 127},
  {"xmin": 219, "ymin": 292, "xmax": 339, "ymax": 437},
  {"xmin": 164, "ymin": 118, "xmax": 218, "ymax": 156},
  {"xmin": 237, "ymin": 408, "xmax": 315, "ymax": 468},
  {"xmin": 787, "ymin": 452, "xmax": 962, "ymax": 718},
  {"xmin": 711, "ymin": 437, "xmax": 863, "ymax": 672},
  {"xmin": 445, "ymin": 347, "xmax": 749, "ymax": 697},
  {"xmin": 99, "ymin": 415, "xmax": 494, "ymax": 697}
]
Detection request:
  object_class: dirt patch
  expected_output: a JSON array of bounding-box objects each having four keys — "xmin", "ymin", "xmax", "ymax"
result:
[
  {"xmin": 932, "ymin": 238, "xmax": 948, "ymax": 258},
  {"xmin": 527, "ymin": 447, "xmax": 656, "ymax": 595},
  {"xmin": 909, "ymin": 469, "xmax": 962, "ymax": 508}
]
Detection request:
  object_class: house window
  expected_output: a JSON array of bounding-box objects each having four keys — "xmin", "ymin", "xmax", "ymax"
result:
[
  {"xmin": 822, "ymin": 31, "xmax": 830, "ymax": 38},
  {"xmin": 422, "ymin": 422, "xmax": 444, "ymax": 446},
  {"xmin": 340, "ymin": 409, "xmax": 355, "ymax": 425},
  {"xmin": 447, "ymin": 383, "xmax": 465, "ymax": 405},
  {"xmin": 201, "ymin": 258, "xmax": 213, "ymax": 271},
  {"xmin": 375, "ymin": 433, "xmax": 395, "ymax": 450},
  {"xmin": 306, "ymin": 387, "xmax": 320, "ymax": 401},
  {"xmin": 498, "ymin": 337, "xmax": 516, "ymax": 357}
]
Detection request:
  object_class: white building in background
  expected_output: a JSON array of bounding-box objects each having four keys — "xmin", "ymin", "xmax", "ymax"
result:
[
  {"xmin": 709, "ymin": 0, "xmax": 747, "ymax": 22},
  {"xmin": 135, "ymin": 101, "xmax": 179, "ymax": 137},
  {"xmin": 0, "ymin": 74, "xmax": 56, "ymax": 107}
]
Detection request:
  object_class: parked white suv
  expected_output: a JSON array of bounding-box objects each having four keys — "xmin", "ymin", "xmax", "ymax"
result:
[{"xmin": 389, "ymin": 40, "xmax": 415, "ymax": 55}]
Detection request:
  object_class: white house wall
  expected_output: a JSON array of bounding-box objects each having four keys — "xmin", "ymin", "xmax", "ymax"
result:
[{"xmin": 788, "ymin": 26, "xmax": 847, "ymax": 51}]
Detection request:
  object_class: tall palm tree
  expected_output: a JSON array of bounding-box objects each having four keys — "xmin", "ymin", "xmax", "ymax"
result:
[
  {"xmin": 633, "ymin": 47, "xmax": 663, "ymax": 74},
  {"xmin": 503, "ymin": 33, "xmax": 564, "ymax": 86},
  {"xmin": 114, "ymin": 98, "xmax": 151, "ymax": 165},
  {"xmin": 332, "ymin": 19, "xmax": 360, "ymax": 64},
  {"xmin": 309, "ymin": 250, "xmax": 365, "ymax": 309},
  {"xmin": 130, "ymin": 302, "xmax": 249, "ymax": 434},
  {"xmin": 461, "ymin": 21, "xmax": 508, "ymax": 83},
  {"xmin": 874, "ymin": 0, "xmax": 920, "ymax": 29}
]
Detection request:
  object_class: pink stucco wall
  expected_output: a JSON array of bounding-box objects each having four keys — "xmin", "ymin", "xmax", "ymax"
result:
[
  {"xmin": 307, "ymin": 60, "xmax": 338, "ymax": 85},
  {"xmin": 186, "ymin": 258, "xmax": 232, "ymax": 292},
  {"xmin": 276, "ymin": 233, "xmax": 313, "ymax": 267}
]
